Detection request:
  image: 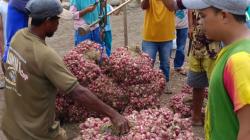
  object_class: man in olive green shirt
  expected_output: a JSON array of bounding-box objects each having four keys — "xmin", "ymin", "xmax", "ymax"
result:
[{"xmin": 1, "ymin": 0, "xmax": 129, "ymax": 139}]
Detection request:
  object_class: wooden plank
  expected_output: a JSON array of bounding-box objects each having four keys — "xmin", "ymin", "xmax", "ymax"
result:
[{"xmin": 122, "ymin": 0, "xmax": 128, "ymax": 47}]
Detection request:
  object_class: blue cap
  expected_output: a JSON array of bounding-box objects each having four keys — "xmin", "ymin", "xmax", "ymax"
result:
[
  {"xmin": 25, "ymin": 0, "xmax": 73, "ymax": 20},
  {"xmin": 183, "ymin": 0, "xmax": 250, "ymax": 15}
]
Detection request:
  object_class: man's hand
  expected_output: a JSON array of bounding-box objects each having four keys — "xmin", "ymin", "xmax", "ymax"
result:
[
  {"xmin": 111, "ymin": 113, "xmax": 130, "ymax": 135},
  {"xmin": 237, "ymin": 105, "xmax": 250, "ymax": 140},
  {"xmin": 79, "ymin": 4, "xmax": 98, "ymax": 17},
  {"xmin": 86, "ymin": 5, "xmax": 97, "ymax": 13},
  {"xmin": 141, "ymin": 0, "xmax": 150, "ymax": 10},
  {"xmin": 71, "ymin": 85, "xmax": 130, "ymax": 134}
]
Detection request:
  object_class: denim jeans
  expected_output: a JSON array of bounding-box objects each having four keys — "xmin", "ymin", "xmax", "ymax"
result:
[
  {"xmin": 142, "ymin": 40, "xmax": 173, "ymax": 81},
  {"xmin": 174, "ymin": 28, "xmax": 188, "ymax": 69},
  {"xmin": 74, "ymin": 27, "xmax": 101, "ymax": 46},
  {"xmin": 104, "ymin": 31, "xmax": 112, "ymax": 57}
]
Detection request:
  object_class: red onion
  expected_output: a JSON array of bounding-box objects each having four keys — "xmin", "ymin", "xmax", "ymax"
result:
[
  {"xmin": 55, "ymin": 40, "xmax": 166, "ymax": 122},
  {"xmin": 80, "ymin": 107, "xmax": 199, "ymax": 140}
]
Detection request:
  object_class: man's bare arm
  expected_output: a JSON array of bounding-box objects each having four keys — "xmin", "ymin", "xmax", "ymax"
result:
[
  {"xmin": 78, "ymin": 5, "xmax": 97, "ymax": 17},
  {"xmin": 70, "ymin": 84, "xmax": 130, "ymax": 134},
  {"xmin": 161, "ymin": 0, "xmax": 190, "ymax": 11},
  {"xmin": 141, "ymin": 0, "xmax": 150, "ymax": 10},
  {"xmin": 237, "ymin": 105, "xmax": 250, "ymax": 140}
]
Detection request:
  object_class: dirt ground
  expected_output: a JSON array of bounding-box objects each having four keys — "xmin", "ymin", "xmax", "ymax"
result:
[
  {"xmin": 48, "ymin": 5, "xmax": 205, "ymax": 140},
  {"xmin": 0, "ymin": 3, "xmax": 204, "ymax": 140}
]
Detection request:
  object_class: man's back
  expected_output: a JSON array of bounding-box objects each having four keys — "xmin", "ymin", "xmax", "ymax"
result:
[{"xmin": 2, "ymin": 28, "xmax": 78, "ymax": 139}]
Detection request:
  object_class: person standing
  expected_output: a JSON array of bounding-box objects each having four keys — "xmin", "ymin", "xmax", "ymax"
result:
[
  {"xmin": 103, "ymin": 3, "xmax": 114, "ymax": 57},
  {"xmin": 188, "ymin": 9, "xmax": 221, "ymax": 125},
  {"xmin": 174, "ymin": 9, "xmax": 188, "ymax": 75},
  {"xmin": 162, "ymin": 0, "xmax": 222, "ymax": 125},
  {"xmin": 162, "ymin": 0, "xmax": 250, "ymax": 139},
  {"xmin": 70, "ymin": 0, "xmax": 102, "ymax": 46},
  {"xmin": 3, "ymin": 0, "xmax": 29, "ymax": 63},
  {"xmin": 2, "ymin": 0, "xmax": 129, "ymax": 139},
  {"xmin": 141, "ymin": 0, "xmax": 175, "ymax": 93}
]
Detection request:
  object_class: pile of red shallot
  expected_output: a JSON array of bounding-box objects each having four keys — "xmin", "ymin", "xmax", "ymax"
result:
[
  {"xmin": 80, "ymin": 107, "xmax": 200, "ymax": 140},
  {"xmin": 169, "ymin": 85, "xmax": 208, "ymax": 118},
  {"xmin": 55, "ymin": 40, "xmax": 166, "ymax": 122}
]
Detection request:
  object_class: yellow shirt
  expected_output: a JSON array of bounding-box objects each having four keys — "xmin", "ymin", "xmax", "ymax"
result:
[{"xmin": 143, "ymin": 0, "xmax": 175, "ymax": 42}]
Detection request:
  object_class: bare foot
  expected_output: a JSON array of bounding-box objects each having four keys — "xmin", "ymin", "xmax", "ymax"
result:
[{"xmin": 192, "ymin": 120, "xmax": 203, "ymax": 126}]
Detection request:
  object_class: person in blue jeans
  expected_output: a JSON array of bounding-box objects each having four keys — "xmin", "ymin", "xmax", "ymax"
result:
[
  {"xmin": 70, "ymin": 0, "xmax": 102, "ymax": 46},
  {"xmin": 103, "ymin": 3, "xmax": 113, "ymax": 57},
  {"xmin": 142, "ymin": 42, "xmax": 173, "ymax": 82},
  {"xmin": 141, "ymin": 0, "xmax": 175, "ymax": 94},
  {"xmin": 174, "ymin": 9, "xmax": 188, "ymax": 75},
  {"xmin": 3, "ymin": 0, "xmax": 29, "ymax": 63}
]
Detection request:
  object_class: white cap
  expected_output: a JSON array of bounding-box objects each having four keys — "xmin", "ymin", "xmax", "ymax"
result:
[
  {"xmin": 182, "ymin": 0, "xmax": 250, "ymax": 15},
  {"xmin": 182, "ymin": 0, "xmax": 209, "ymax": 10}
]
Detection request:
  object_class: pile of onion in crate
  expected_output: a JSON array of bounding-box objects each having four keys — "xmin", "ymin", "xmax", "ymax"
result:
[
  {"xmin": 55, "ymin": 40, "xmax": 166, "ymax": 123},
  {"xmin": 169, "ymin": 85, "xmax": 208, "ymax": 118}
]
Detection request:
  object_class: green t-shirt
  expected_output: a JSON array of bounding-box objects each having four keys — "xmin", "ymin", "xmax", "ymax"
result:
[
  {"xmin": 2, "ymin": 28, "xmax": 79, "ymax": 140},
  {"xmin": 206, "ymin": 39, "xmax": 250, "ymax": 140}
]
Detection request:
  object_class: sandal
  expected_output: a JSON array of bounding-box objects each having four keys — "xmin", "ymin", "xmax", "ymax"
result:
[
  {"xmin": 192, "ymin": 116, "xmax": 205, "ymax": 127},
  {"xmin": 175, "ymin": 68, "xmax": 187, "ymax": 76}
]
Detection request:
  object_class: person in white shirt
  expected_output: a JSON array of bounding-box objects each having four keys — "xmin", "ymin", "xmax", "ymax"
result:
[{"xmin": 174, "ymin": 9, "xmax": 188, "ymax": 75}]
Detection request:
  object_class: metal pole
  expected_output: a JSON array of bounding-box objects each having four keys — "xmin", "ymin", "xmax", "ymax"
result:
[{"xmin": 122, "ymin": 0, "xmax": 128, "ymax": 47}]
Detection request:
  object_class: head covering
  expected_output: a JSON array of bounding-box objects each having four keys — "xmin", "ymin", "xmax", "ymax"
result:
[
  {"xmin": 182, "ymin": 0, "xmax": 250, "ymax": 15},
  {"xmin": 25, "ymin": 0, "xmax": 73, "ymax": 19}
]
